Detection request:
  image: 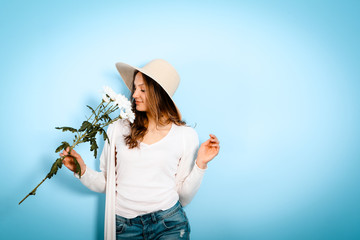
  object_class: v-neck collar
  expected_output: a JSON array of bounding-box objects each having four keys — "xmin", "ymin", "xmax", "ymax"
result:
[{"xmin": 140, "ymin": 123, "xmax": 174, "ymax": 147}]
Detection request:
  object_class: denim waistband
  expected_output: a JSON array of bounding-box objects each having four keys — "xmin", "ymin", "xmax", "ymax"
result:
[{"xmin": 116, "ymin": 201, "xmax": 182, "ymax": 225}]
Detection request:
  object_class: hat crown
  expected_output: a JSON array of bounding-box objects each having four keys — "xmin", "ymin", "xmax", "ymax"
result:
[{"xmin": 140, "ymin": 59, "xmax": 180, "ymax": 97}]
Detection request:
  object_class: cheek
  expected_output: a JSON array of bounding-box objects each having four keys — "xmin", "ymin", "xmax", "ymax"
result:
[{"xmin": 142, "ymin": 95, "xmax": 148, "ymax": 108}]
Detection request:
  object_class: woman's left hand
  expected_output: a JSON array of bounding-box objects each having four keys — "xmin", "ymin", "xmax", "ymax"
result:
[{"xmin": 196, "ymin": 134, "xmax": 220, "ymax": 169}]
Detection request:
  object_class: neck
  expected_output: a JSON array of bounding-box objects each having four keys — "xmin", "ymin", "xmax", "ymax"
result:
[
  {"xmin": 146, "ymin": 113, "xmax": 169, "ymax": 130},
  {"xmin": 147, "ymin": 116, "xmax": 156, "ymax": 129}
]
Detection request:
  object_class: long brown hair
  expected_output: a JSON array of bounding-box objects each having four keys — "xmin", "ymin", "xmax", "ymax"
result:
[{"xmin": 124, "ymin": 70, "xmax": 186, "ymax": 148}]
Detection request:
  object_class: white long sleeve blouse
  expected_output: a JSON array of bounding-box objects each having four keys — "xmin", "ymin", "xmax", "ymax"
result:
[{"xmin": 75, "ymin": 119, "xmax": 206, "ymax": 240}]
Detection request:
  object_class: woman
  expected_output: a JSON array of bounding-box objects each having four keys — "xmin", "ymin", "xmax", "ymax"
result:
[{"xmin": 60, "ymin": 59, "xmax": 220, "ymax": 240}]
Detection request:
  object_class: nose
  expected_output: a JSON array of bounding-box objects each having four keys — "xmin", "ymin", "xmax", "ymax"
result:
[{"xmin": 132, "ymin": 89, "xmax": 139, "ymax": 99}]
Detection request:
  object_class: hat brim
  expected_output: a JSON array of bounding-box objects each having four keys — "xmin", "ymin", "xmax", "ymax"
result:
[{"xmin": 115, "ymin": 62, "xmax": 182, "ymax": 119}]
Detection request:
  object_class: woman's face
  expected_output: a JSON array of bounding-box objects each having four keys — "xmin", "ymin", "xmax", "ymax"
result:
[{"xmin": 133, "ymin": 72, "xmax": 148, "ymax": 112}]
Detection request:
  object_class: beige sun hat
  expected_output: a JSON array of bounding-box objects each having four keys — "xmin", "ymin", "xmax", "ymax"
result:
[{"xmin": 115, "ymin": 59, "xmax": 182, "ymax": 118}]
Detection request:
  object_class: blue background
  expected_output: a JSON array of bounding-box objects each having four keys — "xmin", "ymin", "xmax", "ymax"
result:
[{"xmin": 1, "ymin": 0, "xmax": 359, "ymax": 239}]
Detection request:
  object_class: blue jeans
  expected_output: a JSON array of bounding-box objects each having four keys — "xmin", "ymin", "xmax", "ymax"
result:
[{"xmin": 116, "ymin": 201, "xmax": 190, "ymax": 240}]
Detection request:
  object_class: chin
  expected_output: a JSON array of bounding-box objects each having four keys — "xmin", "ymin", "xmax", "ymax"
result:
[{"xmin": 136, "ymin": 107, "xmax": 146, "ymax": 112}]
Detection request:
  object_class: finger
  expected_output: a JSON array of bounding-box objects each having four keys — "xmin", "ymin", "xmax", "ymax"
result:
[
  {"xmin": 210, "ymin": 138, "xmax": 219, "ymax": 144},
  {"xmin": 66, "ymin": 146, "xmax": 76, "ymax": 155},
  {"xmin": 210, "ymin": 139, "xmax": 220, "ymax": 144},
  {"xmin": 69, "ymin": 150, "xmax": 79, "ymax": 158},
  {"xmin": 62, "ymin": 159, "xmax": 75, "ymax": 171},
  {"xmin": 210, "ymin": 146, "xmax": 220, "ymax": 153},
  {"xmin": 63, "ymin": 148, "xmax": 72, "ymax": 155},
  {"xmin": 62, "ymin": 156, "xmax": 73, "ymax": 162},
  {"xmin": 209, "ymin": 137, "xmax": 218, "ymax": 144},
  {"xmin": 209, "ymin": 134, "xmax": 218, "ymax": 141},
  {"xmin": 62, "ymin": 149, "xmax": 69, "ymax": 156},
  {"xmin": 210, "ymin": 144, "xmax": 220, "ymax": 149}
]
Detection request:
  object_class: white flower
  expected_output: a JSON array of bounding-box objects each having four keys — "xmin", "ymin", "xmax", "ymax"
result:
[
  {"xmin": 115, "ymin": 94, "xmax": 132, "ymax": 109},
  {"xmin": 102, "ymin": 86, "xmax": 135, "ymax": 123},
  {"xmin": 124, "ymin": 108, "xmax": 135, "ymax": 123},
  {"xmin": 103, "ymin": 86, "xmax": 117, "ymax": 101},
  {"xmin": 119, "ymin": 109, "xmax": 127, "ymax": 119}
]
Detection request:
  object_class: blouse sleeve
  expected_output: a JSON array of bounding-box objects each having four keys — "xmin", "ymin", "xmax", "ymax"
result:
[
  {"xmin": 73, "ymin": 122, "xmax": 117, "ymax": 193},
  {"xmin": 175, "ymin": 126, "xmax": 207, "ymax": 207}
]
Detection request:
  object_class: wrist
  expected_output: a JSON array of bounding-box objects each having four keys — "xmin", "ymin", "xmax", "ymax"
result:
[
  {"xmin": 196, "ymin": 159, "xmax": 208, "ymax": 169},
  {"xmin": 80, "ymin": 164, "xmax": 87, "ymax": 176}
]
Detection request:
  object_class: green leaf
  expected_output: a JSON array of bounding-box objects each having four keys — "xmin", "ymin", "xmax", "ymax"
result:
[
  {"xmin": 88, "ymin": 129, "xmax": 97, "ymax": 138},
  {"xmin": 90, "ymin": 138, "xmax": 98, "ymax": 158},
  {"xmin": 86, "ymin": 105, "xmax": 96, "ymax": 115},
  {"xmin": 79, "ymin": 121, "xmax": 92, "ymax": 132},
  {"xmin": 101, "ymin": 128, "xmax": 109, "ymax": 143},
  {"xmin": 56, "ymin": 158, "xmax": 63, "ymax": 169},
  {"xmin": 73, "ymin": 156, "xmax": 81, "ymax": 179},
  {"xmin": 55, "ymin": 141, "xmax": 70, "ymax": 153},
  {"xmin": 99, "ymin": 113, "xmax": 111, "ymax": 122},
  {"xmin": 47, "ymin": 158, "xmax": 63, "ymax": 179},
  {"xmin": 55, "ymin": 126, "xmax": 77, "ymax": 133}
]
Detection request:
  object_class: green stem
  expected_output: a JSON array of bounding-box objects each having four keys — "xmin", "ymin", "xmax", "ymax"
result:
[
  {"xmin": 87, "ymin": 101, "xmax": 103, "ymax": 121},
  {"xmin": 19, "ymin": 127, "xmax": 87, "ymax": 205},
  {"xmin": 19, "ymin": 156, "xmax": 64, "ymax": 205},
  {"xmin": 19, "ymin": 100, "xmax": 123, "ymax": 205},
  {"xmin": 19, "ymin": 176, "xmax": 47, "ymax": 205}
]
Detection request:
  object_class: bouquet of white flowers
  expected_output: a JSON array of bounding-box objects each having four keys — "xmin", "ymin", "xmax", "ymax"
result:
[{"xmin": 19, "ymin": 87, "xmax": 134, "ymax": 205}]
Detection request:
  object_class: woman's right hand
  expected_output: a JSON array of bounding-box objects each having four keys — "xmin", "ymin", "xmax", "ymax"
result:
[{"xmin": 60, "ymin": 147, "xmax": 87, "ymax": 176}]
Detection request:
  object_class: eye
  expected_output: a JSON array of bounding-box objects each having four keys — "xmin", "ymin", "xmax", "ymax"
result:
[{"xmin": 133, "ymin": 86, "xmax": 145, "ymax": 93}]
